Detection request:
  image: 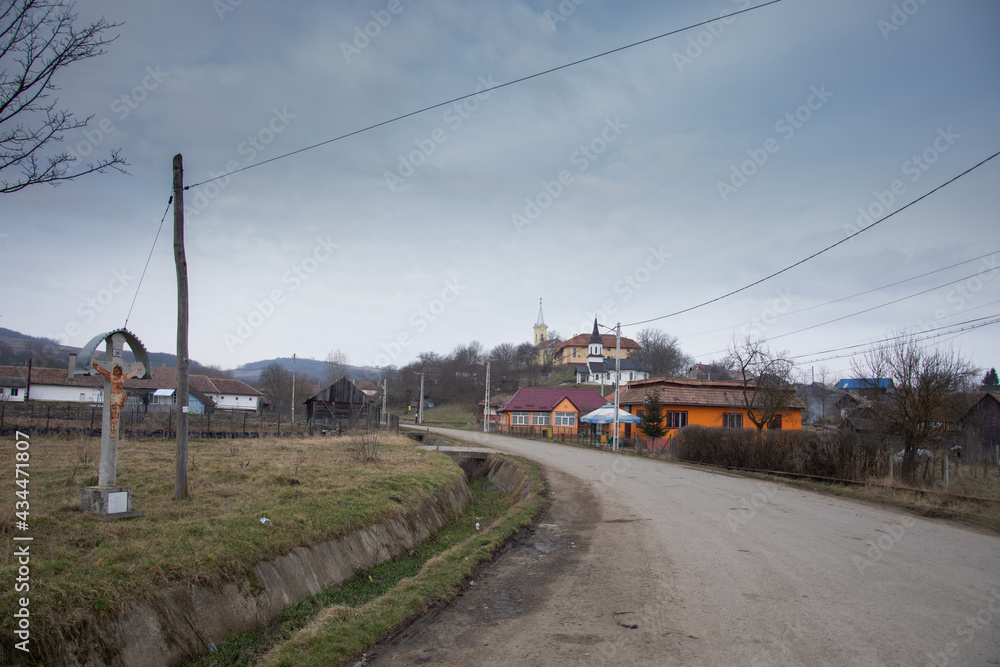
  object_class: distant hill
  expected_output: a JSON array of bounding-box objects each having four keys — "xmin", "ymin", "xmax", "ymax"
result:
[
  {"xmin": 230, "ymin": 357, "xmax": 383, "ymax": 384},
  {"xmin": 0, "ymin": 327, "xmax": 212, "ymax": 374},
  {"xmin": 0, "ymin": 327, "xmax": 383, "ymax": 385},
  {"xmin": 0, "ymin": 327, "xmax": 51, "ymax": 343}
]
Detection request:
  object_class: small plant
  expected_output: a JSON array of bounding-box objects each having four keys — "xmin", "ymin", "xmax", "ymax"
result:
[
  {"xmin": 351, "ymin": 412, "xmax": 381, "ymax": 461},
  {"xmin": 76, "ymin": 439, "xmax": 93, "ymax": 464}
]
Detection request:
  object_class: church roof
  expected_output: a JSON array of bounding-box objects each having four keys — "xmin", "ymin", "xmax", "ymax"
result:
[
  {"xmin": 588, "ymin": 318, "xmax": 602, "ymax": 346},
  {"xmin": 535, "ymin": 298, "xmax": 545, "ymax": 327}
]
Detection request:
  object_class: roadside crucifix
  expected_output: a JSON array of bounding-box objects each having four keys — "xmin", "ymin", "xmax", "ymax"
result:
[{"xmin": 71, "ymin": 329, "xmax": 151, "ymax": 516}]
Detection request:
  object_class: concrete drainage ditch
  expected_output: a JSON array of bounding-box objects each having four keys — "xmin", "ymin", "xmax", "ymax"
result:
[{"xmin": 45, "ymin": 447, "xmax": 530, "ymax": 667}]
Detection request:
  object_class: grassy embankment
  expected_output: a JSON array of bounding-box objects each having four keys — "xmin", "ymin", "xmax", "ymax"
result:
[
  {"xmin": 0, "ymin": 432, "xmax": 463, "ymax": 658},
  {"xmin": 197, "ymin": 457, "xmax": 543, "ymax": 666}
]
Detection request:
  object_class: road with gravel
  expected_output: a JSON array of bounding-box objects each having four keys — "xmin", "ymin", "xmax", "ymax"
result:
[{"xmin": 367, "ymin": 428, "xmax": 1000, "ymax": 666}]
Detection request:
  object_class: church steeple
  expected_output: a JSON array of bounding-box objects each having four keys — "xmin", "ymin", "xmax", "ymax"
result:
[
  {"xmin": 533, "ymin": 298, "xmax": 548, "ymax": 346},
  {"xmin": 587, "ymin": 318, "xmax": 604, "ymax": 360}
]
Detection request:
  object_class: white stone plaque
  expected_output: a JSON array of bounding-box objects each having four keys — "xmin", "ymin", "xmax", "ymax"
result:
[{"xmin": 108, "ymin": 491, "xmax": 129, "ymax": 514}]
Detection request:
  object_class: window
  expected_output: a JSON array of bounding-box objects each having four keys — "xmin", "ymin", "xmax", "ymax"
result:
[
  {"xmin": 532, "ymin": 413, "xmax": 550, "ymax": 426},
  {"xmin": 769, "ymin": 415, "xmax": 782, "ymax": 430},
  {"xmin": 723, "ymin": 413, "xmax": 743, "ymax": 428},
  {"xmin": 512, "ymin": 412, "xmax": 529, "ymax": 425},
  {"xmin": 10, "ymin": 388, "xmax": 18, "ymax": 396},
  {"xmin": 665, "ymin": 411, "xmax": 688, "ymax": 429},
  {"xmin": 554, "ymin": 412, "xmax": 575, "ymax": 426}
]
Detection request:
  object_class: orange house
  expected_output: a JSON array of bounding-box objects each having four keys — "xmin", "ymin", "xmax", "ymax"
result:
[
  {"xmin": 617, "ymin": 378, "xmax": 804, "ymax": 445},
  {"xmin": 497, "ymin": 387, "xmax": 608, "ymax": 438}
]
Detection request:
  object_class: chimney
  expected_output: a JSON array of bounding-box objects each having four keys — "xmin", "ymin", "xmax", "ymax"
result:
[{"xmin": 68, "ymin": 353, "xmax": 77, "ymax": 381}]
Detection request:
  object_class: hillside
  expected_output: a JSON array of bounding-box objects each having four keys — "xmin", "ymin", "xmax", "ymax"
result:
[
  {"xmin": 230, "ymin": 357, "xmax": 383, "ymax": 384},
  {"xmin": 0, "ymin": 327, "xmax": 382, "ymax": 385}
]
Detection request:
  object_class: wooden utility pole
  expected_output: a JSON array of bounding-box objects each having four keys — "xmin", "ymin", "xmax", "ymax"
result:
[{"xmin": 173, "ymin": 153, "xmax": 190, "ymax": 499}]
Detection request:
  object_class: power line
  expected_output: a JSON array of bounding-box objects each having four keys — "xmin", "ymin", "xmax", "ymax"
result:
[
  {"xmin": 675, "ymin": 249, "xmax": 999, "ymax": 339},
  {"xmin": 790, "ymin": 314, "xmax": 1000, "ymax": 366},
  {"xmin": 688, "ymin": 264, "xmax": 1000, "ymax": 360},
  {"xmin": 767, "ymin": 265, "xmax": 1000, "ymax": 342},
  {"xmin": 184, "ymin": 0, "xmax": 787, "ymax": 191},
  {"xmin": 789, "ymin": 299, "xmax": 1000, "ymax": 361},
  {"xmin": 623, "ymin": 149, "xmax": 1000, "ymax": 328},
  {"xmin": 124, "ymin": 195, "xmax": 173, "ymax": 329}
]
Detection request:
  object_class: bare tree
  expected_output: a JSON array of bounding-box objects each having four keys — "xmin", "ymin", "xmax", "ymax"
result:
[
  {"xmin": 852, "ymin": 334, "xmax": 977, "ymax": 483},
  {"xmin": 1, "ymin": 1, "xmax": 128, "ymax": 192},
  {"xmin": 257, "ymin": 362, "xmax": 292, "ymax": 414},
  {"xmin": 633, "ymin": 328, "xmax": 692, "ymax": 377},
  {"xmin": 727, "ymin": 336, "xmax": 795, "ymax": 433},
  {"xmin": 324, "ymin": 349, "xmax": 350, "ymax": 386}
]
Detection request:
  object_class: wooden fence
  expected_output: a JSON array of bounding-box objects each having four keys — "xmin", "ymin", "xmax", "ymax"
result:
[{"xmin": 0, "ymin": 401, "xmax": 399, "ymax": 439}]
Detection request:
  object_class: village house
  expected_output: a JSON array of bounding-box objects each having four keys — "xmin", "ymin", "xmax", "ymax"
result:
[
  {"xmin": 616, "ymin": 377, "xmax": 804, "ymax": 444},
  {"xmin": 478, "ymin": 393, "xmax": 512, "ymax": 428},
  {"xmin": 497, "ymin": 386, "xmax": 607, "ymax": 438},
  {"xmin": 0, "ymin": 365, "xmax": 264, "ymax": 413}
]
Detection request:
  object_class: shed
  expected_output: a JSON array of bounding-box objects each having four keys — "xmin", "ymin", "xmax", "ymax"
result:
[{"xmin": 304, "ymin": 377, "xmax": 371, "ymax": 432}]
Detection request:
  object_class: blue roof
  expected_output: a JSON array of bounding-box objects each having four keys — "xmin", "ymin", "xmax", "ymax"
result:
[{"xmin": 836, "ymin": 378, "xmax": 893, "ymax": 390}]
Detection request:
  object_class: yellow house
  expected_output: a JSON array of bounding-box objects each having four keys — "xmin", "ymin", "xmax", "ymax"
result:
[
  {"xmin": 498, "ymin": 386, "xmax": 607, "ymax": 438},
  {"xmin": 553, "ymin": 322, "xmax": 640, "ymax": 365},
  {"xmin": 617, "ymin": 377, "xmax": 804, "ymax": 441}
]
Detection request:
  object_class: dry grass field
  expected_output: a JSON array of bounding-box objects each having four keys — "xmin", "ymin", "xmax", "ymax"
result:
[{"xmin": 0, "ymin": 431, "xmax": 462, "ymax": 654}]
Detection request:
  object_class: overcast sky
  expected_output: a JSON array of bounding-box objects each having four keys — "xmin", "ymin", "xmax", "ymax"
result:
[{"xmin": 3, "ymin": 0, "xmax": 998, "ymax": 379}]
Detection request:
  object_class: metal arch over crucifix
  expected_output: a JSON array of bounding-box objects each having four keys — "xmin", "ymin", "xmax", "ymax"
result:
[{"xmin": 72, "ymin": 328, "xmax": 151, "ymax": 515}]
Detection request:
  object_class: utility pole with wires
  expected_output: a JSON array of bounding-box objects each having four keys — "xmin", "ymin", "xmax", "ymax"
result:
[
  {"xmin": 291, "ymin": 353, "xmax": 296, "ymax": 432},
  {"xmin": 483, "ymin": 361, "xmax": 491, "ymax": 433},
  {"xmin": 382, "ymin": 377, "xmax": 388, "ymax": 426},
  {"xmin": 173, "ymin": 153, "xmax": 189, "ymax": 500},
  {"xmin": 415, "ymin": 371, "xmax": 425, "ymax": 425},
  {"xmin": 613, "ymin": 322, "xmax": 621, "ymax": 452}
]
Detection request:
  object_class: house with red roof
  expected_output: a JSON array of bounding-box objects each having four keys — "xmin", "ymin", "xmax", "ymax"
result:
[{"xmin": 497, "ymin": 386, "xmax": 607, "ymax": 437}]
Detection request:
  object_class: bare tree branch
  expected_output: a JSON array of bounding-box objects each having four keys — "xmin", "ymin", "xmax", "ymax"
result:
[
  {"xmin": 727, "ymin": 335, "xmax": 795, "ymax": 432},
  {"xmin": 0, "ymin": 0, "xmax": 127, "ymax": 193}
]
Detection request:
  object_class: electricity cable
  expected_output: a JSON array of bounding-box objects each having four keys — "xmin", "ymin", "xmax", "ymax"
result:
[
  {"xmin": 184, "ymin": 0, "xmax": 786, "ymax": 190},
  {"xmin": 124, "ymin": 195, "xmax": 173, "ymax": 329},
  {"xmin": 622, "ymin": 149, "xmax": 1000, "ymax": 328},
  {"xmin": 675, "ymin": 249, "xmax": 999, "ymax": 339}
]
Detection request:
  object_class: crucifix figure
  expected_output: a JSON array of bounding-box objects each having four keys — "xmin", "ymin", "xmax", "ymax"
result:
[{"xmin": 91, "ymin": 332, "xmax": 145, "ymax": 487}]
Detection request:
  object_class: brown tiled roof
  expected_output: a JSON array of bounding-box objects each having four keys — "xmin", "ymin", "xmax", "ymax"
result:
[
  {"xmin": 211, "ymin": 377, "xmax": 265, "ymax": 397},
  {"xmin": 555, "ymin": 333, "xmax": 640, "ymax": 354},
  {"xmin": 618, "ymin": 377, "xmax": 804, "ymax": 410},
  {"xmin": 0, "ymin": 365, "xmax": 261, "ymax": 397},
  {"xmin": 478, "ymin": 393, "xmax": 512, "ymax": 409},
  {"xmin": 356, "ymin": 380, "xmax": 378, "ymax": 392}
]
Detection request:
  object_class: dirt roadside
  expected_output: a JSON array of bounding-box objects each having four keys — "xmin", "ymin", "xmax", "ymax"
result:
[{"xmin": 365, "ymin": 464, "xmax": 690, "ymax": 666}]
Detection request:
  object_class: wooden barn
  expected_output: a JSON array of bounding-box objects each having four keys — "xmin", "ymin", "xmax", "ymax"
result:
[{"xmin": 304, "ymin": 377, "xmax": 371, "ymax": 433}]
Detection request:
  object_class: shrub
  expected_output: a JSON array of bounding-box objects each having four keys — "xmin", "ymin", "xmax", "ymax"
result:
[{"xmin": 674, "ymin": 426, "xmax": 883, "ymax": 481}]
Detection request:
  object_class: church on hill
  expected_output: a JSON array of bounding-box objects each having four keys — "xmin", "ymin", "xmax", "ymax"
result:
[{"xmin": 530, "ymin": 300, "xmax": 650, "ymax": 385}]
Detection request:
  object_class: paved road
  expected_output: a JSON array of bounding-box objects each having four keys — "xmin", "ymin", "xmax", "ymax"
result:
[{"xmin": 370, "ymin": 428, "xmax": 1000, "ymax": 666}]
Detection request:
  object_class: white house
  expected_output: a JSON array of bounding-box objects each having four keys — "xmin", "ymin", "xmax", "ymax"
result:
[{"xmin": 0, "ymin": 365, "xmax": 264, "ymax": 410}]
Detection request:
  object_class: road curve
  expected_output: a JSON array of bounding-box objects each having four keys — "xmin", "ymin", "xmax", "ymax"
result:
[{"xmin": 370, "ymin": 428, "xmax": 1000, "ymax": 666}]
